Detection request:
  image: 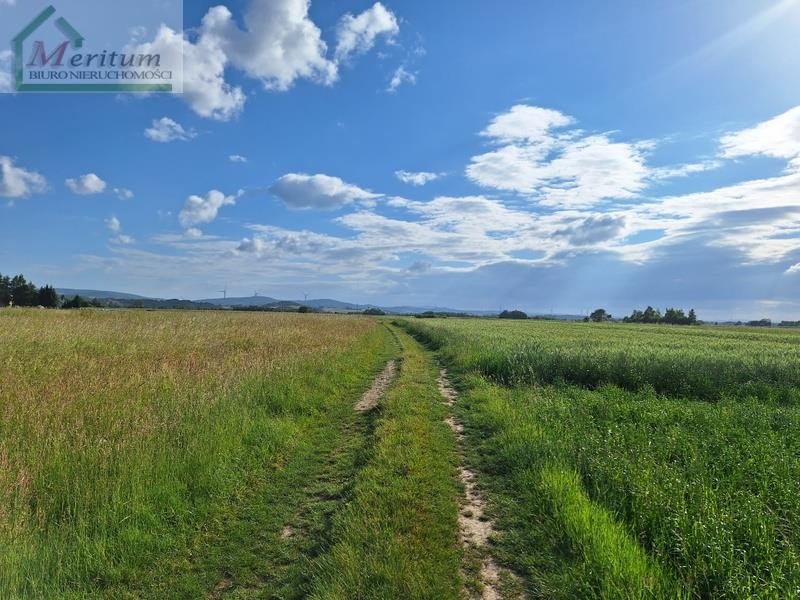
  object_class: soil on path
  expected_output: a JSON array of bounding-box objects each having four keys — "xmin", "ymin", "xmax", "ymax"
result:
[{"xmin": 438, "ymin": 370, "xmax": 521, "ymax": 600}]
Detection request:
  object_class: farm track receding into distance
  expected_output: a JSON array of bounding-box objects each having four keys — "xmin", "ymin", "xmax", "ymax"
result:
[{"xmin": 4, "ymin": 308, "xmax": 800, "ymax": 598}]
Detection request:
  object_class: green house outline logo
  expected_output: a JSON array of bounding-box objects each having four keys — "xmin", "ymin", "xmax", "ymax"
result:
[{"xmin": 12, "ymin": 4, "xmax": 172, "ymax": 92}]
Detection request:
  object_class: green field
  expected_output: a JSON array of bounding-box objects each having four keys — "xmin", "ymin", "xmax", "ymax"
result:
[
  {"xmin": 401, "ymin": 318, "xmax": 800, "ymax": 402},
  {"xmin": 2, "ymin": 309, "xmax": 799, "ymax": 598},
  {"xmin": 400, "ymin": 317, "xmax": 800, "ymax": 598}
]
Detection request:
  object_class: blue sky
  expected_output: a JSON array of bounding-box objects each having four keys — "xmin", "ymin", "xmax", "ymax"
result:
[{"xmin": 2, "ymin": 0, "xmax": 800, "ymax": 320}]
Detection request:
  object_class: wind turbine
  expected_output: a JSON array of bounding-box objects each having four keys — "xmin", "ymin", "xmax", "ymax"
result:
[{"xmin": 219, "ymin": 284, "xmax": 227, "ymax": 299}]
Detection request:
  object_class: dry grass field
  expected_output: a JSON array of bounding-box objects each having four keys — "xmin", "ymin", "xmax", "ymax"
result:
[{"xmin": 0, "ymin": 309, "xmax": 388, "ymax": 597}]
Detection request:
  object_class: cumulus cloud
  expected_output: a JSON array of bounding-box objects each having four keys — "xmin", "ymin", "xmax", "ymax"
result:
[
  {"xmin": 387, "ymin": 66, "xmax": 416, "ymax": 92},
  {"xmin": 395, "ymin": 170, "xmax": 443, "ymax": 186},
  {"xmin": 144, "ymin": 117, "xmax": 196, "ymax": 142},
  {"xmin": 65, "ymin": 173, "xmax": 107, "ymax": 195},
  {"xmin": 468, "ymin": 130, "xmax": 650, "ymax": 207},
  {"xmin": 237, "ymin": 236, "xmax": 268, "ymax": 255},
  {"xmin": 480, "ymin": 105, "xmax": 575, "ymax": 144},
  {"xmin": 105, "ymin": 216, "xmax": 135, "ymax": 244},
  {"xmin": 720, "ymin": 105, "xmax": 800, "ymax": 170},
  {"xmin": 554, "ymin": 214, "xmax": 627, "ymax": 246},
  {"xmin": 200, "ymin": 1, "xmax": 337, "ymax": 92},
  {"xmin": 787, "ymin": 263, "xmax": 800, "ymax": 275},
  {"xmin": 114, "ymin": 188, "xmax": 134, "ymax": 200},
  {"xmin": 115, "ymin": 234, "xmax": 135, "ymax": 245},
  {"xmin": 269, "ymin": 173, "xmax": 381, "ymax": 210},
  {"xmin": 133, "ymin": 1, "xmax": 399, "ymax": 120},
  {"xmin": 335, "ymin": 2, "xmax": 399, "ymax": 62},
  {"xmin": 105, "ymin": 216, "xmax": 121, "ymax": 233},
  {"xmin": 467, "ymin": 105, "xmax": 650, "ymax": 207},
  {"xmin": 0, "ymin": 156, "xmax": 47, "ymax": 200},
  {"xmin": 229, "ymin": 154, "xmax": 248, "ymax": 163},
  {"xmin": 134, "ymin": 24, "xmax": 245, "ymax": 121},
  {"xmin": 179, "ymin": 189, "xmax": 237, "ymax": 227},
  {"xmin": 237, "ymin": 227, "xmax": 349, "ymax": 259}
]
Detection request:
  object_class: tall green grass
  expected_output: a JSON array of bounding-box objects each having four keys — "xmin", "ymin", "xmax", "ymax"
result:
[
  {"xmin": 539, "ymin": 466, "xmax": 680, "ymax": 599},
  {"xmin": 454, "ymin": 380, "xmax": 800, "ymax": 598},
  {"xmin": 0, "ymin": 309, "xmax": 389, "ymax": 597},
  {"xmin": 400, "ymin": 318, "xmax": 800, "ymax": 597},
  {"xmin": 402, "ymin": 318, "xmax": 800, "ymax": 402}
]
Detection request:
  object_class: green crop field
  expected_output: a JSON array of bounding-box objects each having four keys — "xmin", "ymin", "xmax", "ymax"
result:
[
  {"xmin": 401, "ymin": 318, "xmax": 800, "ymax": 403},
  {"xmin": 3, "ymin": 308, "xmax": 799, "ymax": 598},
  {"xmin": 400, "ymin": 317, "xmax": 800, "ymax": 598}
]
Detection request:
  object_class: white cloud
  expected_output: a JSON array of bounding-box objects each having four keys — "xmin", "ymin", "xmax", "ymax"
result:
[
  {"xmin": 787, "ymin": 263, "xmax": 800, "ymax": 275},
  {"xmin": 229, "ymin": 154, "xmax": 248, "ymax": 163},
  {"xmin": 627, "ymin": 171, "xmax": 800, "ymax": 264},
  {"xmin": 134, "ymin": 1, "xmax": 399, "ymax": 120},
  {"xmin": 720, "ymin": 105, "xmax": 800, "ymax": 170},
  {"xmin": 144, "ymin": 117, "xmax": 196, "ymax": 143},
  {"xmin": 134, "ymin": 24, "xmax": 245, "ymax": 121},
  {"xmin": 269, "ymin": 173, "xmax": 381, "ymax": 210},
  {"xmin": 179, "ymin": 189, "xmax": 237, "ymax": 227},
  {"xmin": 0, "ymin": 50, "xmax": 13, "ymax": 93},
  {"xmin": 114, "ymin": 188, "xmax": 134, "ymax": 200},
  {"xmin": 237, "ymin": 236, "xmax": 268, "ymax": 255},
  {"xmin": 387, "ymin": 66, "xmax": 416, "ymax": 92},
  {"xmin": 0, "ymin": 156, "xmax": 47, "ymax": 199},
  {"xmin": 651, "ymin": 160, "xmax": 722, "ymax": 180},
  {"xmin": 395, "ymin": 170, "xmax": 443, "ymax": 186},
  {"xmin": 480, "ymin": 105, "xmax": 574, "ymax": 144},
  {"xmin": 105, "ymin": 216, "xmax": 121, "ymax": 233},
  {"xmin": 553, "ymin": 214, "xmax": 627, "ymax": 246},
  {"xmin": 111, "ymin": 233, "xmax": 136, "ymax": 246},
  {"xmin": 185, "ymin": 227, "xmax": 203, "ymax": 238},
  {"xmin": 335, "ymin": 2, "xmax": 399, "ymax": 62},
  {"xmin": 65, "ymin": 173, "xmax": 107, "ymax": 195},
  {"xmin": 201, "ymin": 0, "xmax": 339, "ymax": 92},
  {"xmin": 105, "ymin": 216, "xmax": 135, "ymax": 244},
  {"xmin": 467, "ymin": 105, "xmax": 650, "ymax": 207}
]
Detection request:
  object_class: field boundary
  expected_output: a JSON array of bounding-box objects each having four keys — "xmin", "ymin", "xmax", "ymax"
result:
[{"xmin": 437, "ymin": 369, "xmax": 522, "ymax": 600}]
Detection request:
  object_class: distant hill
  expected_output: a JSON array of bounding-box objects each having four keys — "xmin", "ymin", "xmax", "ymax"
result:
[
  {"xmin": 53, "ymin": 288, "xmax": 577, "ymax": 318},
  {"xmin": 56, "ymin": 288, "xmax": 150, "ymax": 300},
  {"xmin": 300, "ymin": 298, "xmax": 364, "ymax": 310},
  {"xmin": 200, "ymin": 296, "xmax": 278, "ymax": 307},
  {"xmin": 200, "ymin": 296, "xmax": 369, "ymax": 311}
]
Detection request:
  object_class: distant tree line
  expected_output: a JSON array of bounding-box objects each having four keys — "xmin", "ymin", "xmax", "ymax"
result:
[
  {"xmin": 746, "ymin": 318, "xmax": 772, "ymax": 327},
  {"xmin": 584, "ymin": 306, "xmax": 699, "ymax": 325},
  {"xmin": 623, "ymin": 306, "xmax": 698, "ymax": 325},
  {"xmin": 498, "ymin": 309, "xmax": 528, "ymax": 320},
  {"xmin": 0, "ymin": 272, "xmax": 104, "ymax": 309},
  {"xmin": 0, "ymin": 272, "xmax": 59, "ymax": 307}
]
